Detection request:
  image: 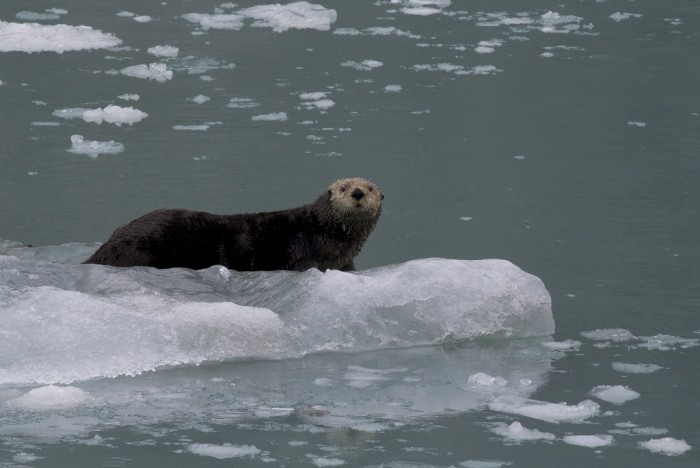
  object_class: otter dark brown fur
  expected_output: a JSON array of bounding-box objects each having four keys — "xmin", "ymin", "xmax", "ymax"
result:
[{"xmin": 83, "ymin": 178, "xmax": 383, "ymax": 271}]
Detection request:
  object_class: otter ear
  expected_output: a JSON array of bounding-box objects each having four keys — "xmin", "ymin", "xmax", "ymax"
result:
[
  {"xmin": 381, "ymin": 193, "xmax": 385, "ymax": 200},
  {"xmin": 327, "ymin": 189, "xmax": 332, "ymax": 197}
]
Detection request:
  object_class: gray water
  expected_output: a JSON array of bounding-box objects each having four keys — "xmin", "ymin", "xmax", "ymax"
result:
[{"xmin": 1, "ymin": 0, "xmax": 699, "ymax": 466}]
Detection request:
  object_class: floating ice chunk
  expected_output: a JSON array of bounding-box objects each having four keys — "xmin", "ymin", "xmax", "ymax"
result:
[
  {"xmin": 489, "ymin": 396, "xmax": 599, "ymax": 423},
  {"xmin": 465, "ymin": 65, "xmax": 502, "ymax": 75},
  {"xmin": 252, "ymin": 112, "xmax": 288, "ymax": 121},
  {"xmin": 610, "ymin": 12, "xmax": 642, "ymax": 22},
  {"xmin": 412, "ymin": 63, "xmax": 464, "ymax": 73},
  {"xmin": 47, "ymin": 8, "xmax": 68, "ymax": 15},
  {"xmin": 147, "ymin": 45, "xmax": 179, "ymax": 57},
  {"xmin": 300, "ymin": 92, "xmax": 329, "ymax": 100},
  {"xmin": 133, "ymin": 16, "xmax": 152, "ymax": 23},
  {"xmin": 590, "ymin": 385, "xmax": 640, "ymax": 405},
  {"xmin": 54, "ymin": 105, "xmax": 147, "ymax": 126},
  {"xmin": 117, "ymin": 11, "xmax": 135, "ymax": 18},
  {"xmin": 384, "ymin": 84, "xmax": 402, "ymax": 92},
  {"xmin": 563, "ymin": 434, "xmax": 614, "ymax": 448},
  {"xmin": 67, "ymin": 135, "xmax": 124, "ymax": 158},
  {"xmin": 580, "ymin": 328, "xmax": 634, "ymax": 342},
  {"xmin": 466, "ymin": 372, "xmax": 507, "ymax": 392},
  {"xmin": 0, "ymin": 21, "xmax": 122, "ymax": 53},
  {"xmin": 16, "ymin": 11, "xmax": 61, "ymax": 21},
  {"xmin": 539, "ymin": 11, "xmax": 583, "ymax": 34},
  {"xmin": 460, "ymin": 461, "xmax": 512, "ymax": 468},
  {"xmin": 191, "ymin": 94, "xmax": 210, "ymax": 104},
  {"xmin": 183, "ymin": 13, "xmax": 245, "ymax": 30},
  {"xmin": 240, "ymin": 2, "xmax": 338, "ymax": 32},
  {"xmin": 9, "ymin": 385, "xmax": 89, "ymax": 410},
  {"xmin": 120, "ymin": 63, "xmax": 173, "ymax": 82},
  {"xmin": 634, "ymin": 334, "xmax": 699, "ymax": 351},
  {"xmin": 491, "ymin": 421, "xmax": 555, "ymax": 443},
  {"xmin": 227, "ymin": 97, "xmax": 260, "ymax": 108},
  {"xmin": 345, "ymin": 365, "xmax": 407, "ymax": 389},
  {"xmin": 638, "ymin": 438, "xmax": 691, "ymax": 456},
  {"xmin": 628, "ymin": 121, "xmax": 646, "ymax": 127},
  {"xmin": 83, "ymin": 105, "xmax": 148, "ymax": 126},
  {"xmin": 306, "ymin": 455, "xmax": 345, "ymax": 467},
  {"xmin": 184, "ymin": 2, "xmax": 337, "ymax": 32},
  {"xmin": 341, "ymin": 60, "xmax": 383, "ymax": 71},
  {"xmin": 612, "ymin": 362, "xmax": 662, "ymax": 374},
  {"xmin": 173, "ymin": 125, "xmax": 211, "ymax": 131},
  {"xmin": 187, "ymin": 443, "xmax": 261, "ymax": 459},
  {"xmin": 541, "ymin": 339, "xmax": 581, "ymax": 351},
  {"xmin": 475, "ymin": 40, "xmax": 503, "ymax": 54},
  {"xmin": 118, "ymin": 93, "xmax": 140, "ymax": 101},
  {"xmin": 400, "ymin": 0, "xmax": 451, "ymax": 16}
]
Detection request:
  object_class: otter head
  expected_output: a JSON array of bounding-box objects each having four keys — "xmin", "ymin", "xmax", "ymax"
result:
[{"xmin": 327, "ymin": 177, "xmax": 383, "ymax": 221}]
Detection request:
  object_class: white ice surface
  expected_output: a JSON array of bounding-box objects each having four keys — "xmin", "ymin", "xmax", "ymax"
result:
[
  {"xmin": 147, "ymin": 45, "xmax": 179, "ymax": 58},
  {"xmin": 611, "ymin": 362, "xmax": 663, "ymax": 374},
  {"xmin": 0, "ymin": 256, "xmax": 552, "ymax": 386},
  {"xmin": 54, "ymin": 105, "xmax": 148, "ymax": 126},
  {"xmin": 120, "ymin": 63, "xmax": 173, "ymax": 82},
  {"xmin": 252, "ymin": 112, "xmax": 288, "ymax": 121},
  {"xmin": 9, "ymin": 385, "xmax": 89, "ymax": 411},
  {"xmin": 0, "ymin": 21, "xmax": 121, "ymax": 53},
  {"xmin": 488, "ymin": 396, "xmax": 599, "ymax": 423},
  {"xmin": 67, "ymin": 135, "xmax": 124, "ymax": 158},
  {"xmin": 188, "ymin": 443, "xmax": 261, "ymax": 459},
  {"xmin": 638, "ymin": 437, "xmax": 691, "ymax": 456},
  {"xmin": 563, "ymin": 434, "xmax": 614, "ymax": 448},
  {"xmin": 183, "ymin": 2, "xmax": 337, "ymax": 32},
  {"xmin": 590, "ymin": 385, "xmax": 640, "ymax": 405},
  {"xmin": 490, "ymin": 421, "xmax": 555, "ymax": 443}
]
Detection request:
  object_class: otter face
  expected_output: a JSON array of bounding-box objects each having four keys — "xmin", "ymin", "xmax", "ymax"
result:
[{"xmin": 328, "ymin": 178, "xmax": 383, "ymax": 220}]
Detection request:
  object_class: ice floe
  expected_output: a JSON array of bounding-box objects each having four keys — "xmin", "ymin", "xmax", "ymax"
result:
[
  {"xmin": 227, "ymin": 97, "xmax": 260, "ymax": 108},
  {"xmin": 54, "ymin": 105, "xmax": 148, "ymax": 126},
  {"xmin": 562, "ymin": 434, "xmax": 614, "ymax": 448},
  {"xmin": 610, "ymin": 12, "xmax": 642, "ymax": 22},
  {"xmin": 590, "ymin": 385, "xmax": 640, "ymax": 405},
  {"xmin": 9, "ymin": 385, "xmax": 89, "ymax": 411},
  {"xmin": 341, "ymin": 60, "xmax": 384, "ymax": 71},
  {"xmin": 117, "ymin": 93, "xmax": 140, "ymax": 101},
  {"xmin": 490, "ymin": 421, "xmax": 555, "ymax": 443},
  {"xmin": 183, "ymin": 2, "xmax": 337, "ymax": 32},
  {"xmin": 120, "ymin": 63, "xmax": 173, "ymax": 82},
  {"xmin": 251, "ymin": 112, "xmax": 288, "ymax": 121},
  {"xmin": 187, "ymin": 443, "xmax": 261, "ymax": 459},
  {"xmin": 0, "ymin": 21, "xmax": 121, "ymax": 53},
  {"xmin": 67, "ymin": 135, "xmax": 124, "ymax": 158},
  {"xmin": 400, "ymin": 0, "xmax": 452, "ymax": 17},
  {"xmin": 611, "ymin": 362, "xmax": 663, "ymax": 374},
  {"xmin": 638, "ymin": 437, "xmax": 691, "ymax": 456},
  {"xmin": 488, "ymin": 396, "xmax": 599, "ymax": 423},
  {"xmin": 190, "ymin": 94, "xmax": 211, "ymax": 104},
  {"xmin": 147, "ymin": 45, "xmax": 179, "ymax": 58}
]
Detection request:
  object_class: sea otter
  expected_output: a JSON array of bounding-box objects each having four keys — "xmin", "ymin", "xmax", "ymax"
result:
[{"xmin": 83, "ymin": 178, "xmax": 383, "ymax": 271}]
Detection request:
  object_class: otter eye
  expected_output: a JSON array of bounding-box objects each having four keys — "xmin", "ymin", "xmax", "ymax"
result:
[
  {"xmin": 368, "ymin": 187, "xmax": 373, "ymax": 192},
  {"xmin": 340, "ymin": 187, "xmax": 346, "ymax": 193}
]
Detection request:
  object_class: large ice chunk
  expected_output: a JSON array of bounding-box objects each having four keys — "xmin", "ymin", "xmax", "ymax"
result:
[{"xmin": 0, "ymin": 21, "xmax": 121, "ymax": 53}]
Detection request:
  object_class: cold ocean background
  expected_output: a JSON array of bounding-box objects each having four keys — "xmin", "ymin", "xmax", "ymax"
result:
[{"xmin": 0, "ymin": 0, "xmax": 699, "ymax": 466}]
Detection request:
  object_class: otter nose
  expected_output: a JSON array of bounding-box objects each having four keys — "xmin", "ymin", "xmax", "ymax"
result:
[{"xmin": 351, "ymin": 188, "xmax": 365, "ymax": 200}]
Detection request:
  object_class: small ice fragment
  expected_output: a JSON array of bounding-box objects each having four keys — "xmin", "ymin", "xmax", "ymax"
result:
[
  {"xmin": 117, "ymin": 11, "xmax": 135, "ymax": 18},
  {"xmin": 191, "ymin": 94, "xmax": 210, "ymax": 104},
  {"xmin": 638, "ymin": 438, "xmax": 691, "ymax": 456},
  {"xmin": 384, "ymin": 84, "xmax": 402, "ymax": 92},
  {"xmin": 580, "ymin": 328, "xmax": 635, "ymax": 342},
  {"xmin": 187, "ymin": 443, "xmax": 261, "ymax": 459},
  {"xmin": 612, "ymin": 362, "xmax": 663, "ymax": 374},
  {"xmin": 491, "ymin": 421, "xmax": 555, "ymax": 442},
  {"xmin": 590, "ymin": 385, "xmax": 640, "ymax": 405},
  {"xmin": 227, "ymin": 97, "xmax": 259, "ymax": 108},
  {"xmin": 306, "ymin": 455, "xmax": 345, "ymax": 467},
  {"xmin": 251, "ymin": 112, "xmax": 288, "ymax": 121},
  {"xmin": 68, "ymin": 135, "xmax": 124, "ymax": 158},
  {"xmin": 173, "ymin": 124, "xmax": 210, "ymax": 131},
  {"xmin": 120, "ymin": 63, "xmax": 173, "ymax": 82},
  {"xmin": 466, "ymin": 372, "xmax": 507, "ymax": 391},
  {"xmin": 118, "ymin": 93, "xmax": 140, "ymax": 101},
  {"xmin": 133, "ymin": 16, "xmax": 152, "ymax": 23},
  {"xmin": 634, "ymin": 334, "xmax": 699, "ymax": 351},
  {"xmin": 341, "ymin": 60, "xmax": 383, "ymax": 71},
  {"xmin": 488, "ymin": 396, "xmax": 599, "ymax": 423},
  {"xmin": 9, "ymin": 385, "xmax": 89, "ymax": 410},
  {"xmin": 460, "ymin": 216, "xmax": 473, "ymax": 221},
  {"xmin": 16, "ymin": 11, "xmax": 61, "ymax": 21},
  {"xmin": 514, "ymin": 155, "xmax": 526, "ymax": 160},
  {"xmin": 563, "ymin": 434, "xmax": 614, "ymax": 448},
  {"xmin": 299, "ymin": 92, "xmax": 328, "ymax": 100},
  {"xmin": 628, "ymin": 121, "xmax": 646, "ymax": 127},
  {"xmin": 610, "ymin": 12, "xmax": 642, "ymax": 22},
  {"xmin": 81, "ymin": 105, "xmax": 148, "ymax": 126},
  {"xmin": 542, "ymin": 339, "xmax": 580, "ymax": 351},
  {"xmin": 147, "ymin": 45, "xmax": 179, "ymax": 57}
]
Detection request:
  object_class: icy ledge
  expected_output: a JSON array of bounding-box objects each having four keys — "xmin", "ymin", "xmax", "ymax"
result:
[{"xmin": 0, "ymin": 256, "xmax": 552, "ymax": 385}]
